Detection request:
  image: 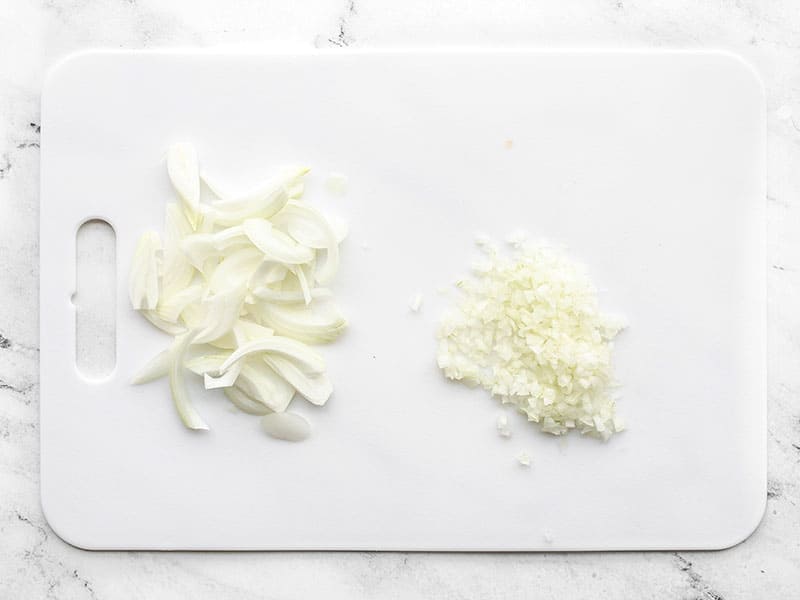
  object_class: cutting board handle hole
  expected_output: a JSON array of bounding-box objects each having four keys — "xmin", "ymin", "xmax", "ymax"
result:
[{"xmin": 75, "ymin": 219, "xmax": 116, "ymax": 380}]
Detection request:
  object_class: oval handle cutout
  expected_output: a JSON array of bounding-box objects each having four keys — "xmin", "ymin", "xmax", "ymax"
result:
[{"xmin": 75, "ymin": 219, "xmax": 117, "ymax": 379}]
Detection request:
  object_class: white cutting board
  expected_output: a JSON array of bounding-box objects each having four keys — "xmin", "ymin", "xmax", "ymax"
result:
[{"xmin": 40, "ymin": 50, "xmax": 766, "ymax": 550}]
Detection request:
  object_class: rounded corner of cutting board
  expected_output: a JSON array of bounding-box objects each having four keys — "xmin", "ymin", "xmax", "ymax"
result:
[
  {"xmin": 40, "ymin": 485, "xmax": 99, "ymax": 551},
  {"xmin": 702, "ymin": 49, "xmax": 766, "ymax": 107},
  {"xmin": 43, "ymin": 50, "xmax": 110, "ymax": 98},
  {"xmin": 714, "ymin": 482, "xmax": 768, "ymax": 551}
]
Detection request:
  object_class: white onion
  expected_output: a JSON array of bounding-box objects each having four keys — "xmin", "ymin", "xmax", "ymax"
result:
[
  {"xmin": 130, "ymin": 144, "xmax": 347, "ymax": 438},
  {"xmin": 496, "ymin": 414, "xmax": 512, "ymax": 438},
  {"xmin": 260, "ymin": 412, "xmax": 311, "ymax": 442},
  {"xmin": 166, "ymin": 143, "xmax": 200, "ymax": 227},
  {"xmin": 128, "ymin": 231, "xmax": 161, "ymax": 310},
  {"xmin": 408, "ymin": 292, "xmax": 423, "ymax": 313},
  {"xmin": 437, "ymin": 236, "xmax": 626, "ymax": 440}
]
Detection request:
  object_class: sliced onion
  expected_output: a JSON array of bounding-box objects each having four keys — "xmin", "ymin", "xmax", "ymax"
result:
[
  {"xmin": 131, "ymin": 348, "xmax": 173, "ymax": 384},
  {"xmin": 260, "ymin": 411, "xmax": 310, "ymax": 442},
  {"xmin": 157, "ymin": 283, "xmax": 204, "ymax": 323},
  {"xmin": 169, "ymin": 331, "xmax": 209, "ymax": 430},
  {"xmin": 242, "ymin": 218, "xmax": 314, "ymax": 264},
  {"xmin": 224, "ymin": 386, "xmax": 272, "ymax": 415},
  {"xmin": 236, "ymin": 361, "xmax": 295, "ymax": 412},
  {"xmin": 131, "ymin": 144, "xmax": 347, "ymax": 437},
  {"xmin": 129, "ymin": 231, "xmax": 161, "ymax": 310},
  {"xmin": 208, "ymin": 247, "xmax": 263, "ymax": 293},
  {"xmin": 263, "ymin": 354, "xmax": 333, "ymax": 406},
  {"xmin": 185, "ymin": 352, "xmax": 228, "ymax": 376},
  {"xmin": 251, "ymin": 286, "xmax": 332, "ymax": 305},
  {"xmin": 233, "ymin": 319, "xmax": 275, "ymax": 341},
  {"xmin": 273, "ymin": 202, "xmax": 339, "ymax": 284},
  {"xmin": 259, "ymin": 301, "xmax": 346, "ymax": 345},
  {"xmin": 328, "ymin": 214, "xmax": 349, "ymax": 244},
  {"xmin": 199, "ymin": 171, "xmax": 231, "ymax": 201},
  {"xmin": 161, "ymin": 203, "xmax": 195, "ymax": 297},
  {"xmin": 293, "ymin": 264, "xmax": 313, "ymax": 305},
  {"xmin": 181, "ymin": 226, "xmax": 249, "ymax": 271},
  {"xmin": 193, "ymin": 285, "xmax": 247, "ymax": 344},
  {"xmin": 202, "ymin": 168, "xmax": 308, "ymax": 226},
  {"xmin": 219, "ymin": 335, "xmax": 325, "ymax": 375},
  {"xmin": 141, "ymin": 309, "xmax": 186, "ymax": 335},
  {"xmin": 166, "ymin": 143, "xmax": 200, "ymax": 227},
  {"xmin": 248, "ymin": 261, "xmax": 289, "ymax": 289}
]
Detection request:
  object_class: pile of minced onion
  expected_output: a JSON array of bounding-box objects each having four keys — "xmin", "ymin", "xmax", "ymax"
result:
[
  {"xmin": 129, "ymin": 143, "xmax": 346, "ymax": 440},
  {"xmin": 437, "ymin": 235, "xmax": 626, "ymax": 440}
]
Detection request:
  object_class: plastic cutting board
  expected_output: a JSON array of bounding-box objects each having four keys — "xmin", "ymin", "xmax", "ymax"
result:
[{"xmin": 40, "ymin": 49, "xmax": 766, "ymax": 550}]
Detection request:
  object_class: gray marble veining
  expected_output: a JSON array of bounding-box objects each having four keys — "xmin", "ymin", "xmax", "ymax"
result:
[{"xmin": 1, "ymin": 0, "xmax": 798, "ymax": 598}]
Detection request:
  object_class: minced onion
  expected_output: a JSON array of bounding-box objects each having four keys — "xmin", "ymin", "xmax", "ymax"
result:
[
  {"xmin": 436, "ymin": 235, "xmax": 626, "ymax": 440},
  {"xmin": 496, "ymin": 414, "xmax": 512, "ymax": 438}
]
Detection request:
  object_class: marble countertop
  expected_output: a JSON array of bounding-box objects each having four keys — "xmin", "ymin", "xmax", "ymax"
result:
[{"xmin": 1, "ymin": 1, "xmax": 798, "ymax": 598}]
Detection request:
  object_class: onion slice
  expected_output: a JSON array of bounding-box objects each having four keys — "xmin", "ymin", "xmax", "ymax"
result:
[
  {"xmin": 193, "ymin": 286, "xmax": 247, "ymax": 344},
  {"xmin": 166, "ymin": 143, "xmax": 200, "ymax": 227},
  {"xmin": 260, "ymin": 411, "xmax": 311, "ymax": 442},
  {"xmin": 224, "ymin": 386, "xmax": 272, "ymax": 415},
  {"xmin": 140, "ymin": 309, "xmax": 186, "ymax": 335},
  {"xmin": 263, "ymin": 354, "xmax": 333, "ymax": 406},
  {"xmin": 236, "ymin": 361, "xmax": 295, "ymax": 412},
  {"xmin": 169, "ymin": 331, "xmax": 209, "ymax": 430},
  {"xmin": 259, "ymin": 302, "xmax": 346, "ymax": 345},
  {"xmin": 157, "ymin": 283, "xmax": 204, "ymax": 323},
  {"xmin": 131, "ymin": 348, "xmax": 173, "ymax": 385},
  {"xmin": 243, "ymin": 218, "xmax": 314, "ymax": 265},
  {"xmin": 161, "ymin": 203, "xmax": 195, "ymax": 297},
  {"xmin": 202, "ymin": 168, "xmax": 308, "ymax": 226},
  {"xmin": 251, "ymin": 286, "xmax": 332, "ymax": 305},
  {"xmin": 219, "ymin": 336, "xmax": 325, "ymax": 375},
  {"xmin": 129, "ymin": 231, "xmax": 161, "ymax": 310},
  {"xmin": 180, "ymin": 226, "xmax": 249, "ymax": 271},
  {"xmin": 273, "ymin": 202, "xmax": 340, "ymax": 284}
]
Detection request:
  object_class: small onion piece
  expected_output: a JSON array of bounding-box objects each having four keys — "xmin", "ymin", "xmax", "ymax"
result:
[
  {"xmin": 408, "ymin": 292, "xmax": 423, "ymax": 313},
  {"xmin": 203, "ymin": 361, "xmax": 242, "ymax": 389},
  {"xmin": 260, "ymin": 411, "xmax": 311, "ymax": 442}
]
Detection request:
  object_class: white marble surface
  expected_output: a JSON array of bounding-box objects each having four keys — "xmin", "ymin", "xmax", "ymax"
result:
[{"xmin": 1, "ymin": 1, "xmax": 798, "ymax": 598}]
